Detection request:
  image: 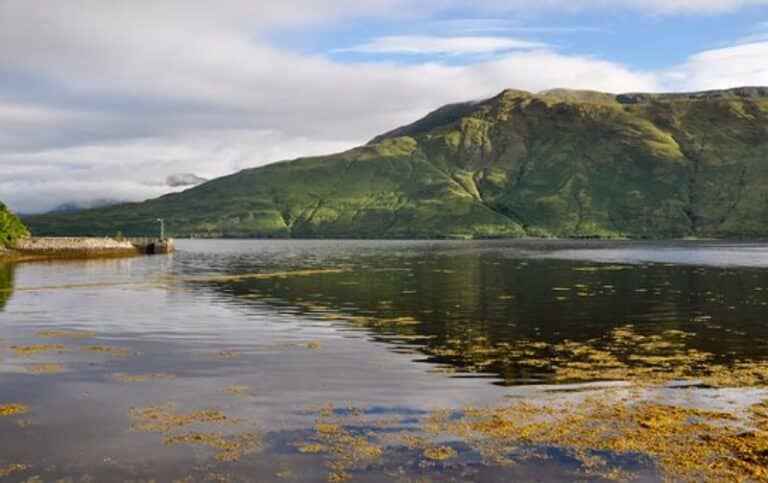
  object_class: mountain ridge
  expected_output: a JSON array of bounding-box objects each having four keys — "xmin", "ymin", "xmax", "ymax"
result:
[{"xmin": 24, "ymin": 86, "xmax": 768, "ymax": 239}]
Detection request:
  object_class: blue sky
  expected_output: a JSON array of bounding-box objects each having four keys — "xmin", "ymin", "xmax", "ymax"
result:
[
  {"xmin": 281, "ymin": 5, "xmax": 768, "ymax": 70},
  {"xmin": 1, "ymin": 1, "xmax": 768, "ymax": 213}
]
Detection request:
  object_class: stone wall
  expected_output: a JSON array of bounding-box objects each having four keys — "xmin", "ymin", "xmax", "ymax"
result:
[{"xmin": 11, "ymin": 237, "xmax": 136, "ymax": 255}]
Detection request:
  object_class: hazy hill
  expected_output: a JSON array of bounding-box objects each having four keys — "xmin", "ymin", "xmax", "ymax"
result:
[
  {"xmin": 24, "ymin": 87, "xmax": 768, "ymax": 239},
  {"xmin": 50, "ymin": 198, "xmax": 124, "ymax": 214}
]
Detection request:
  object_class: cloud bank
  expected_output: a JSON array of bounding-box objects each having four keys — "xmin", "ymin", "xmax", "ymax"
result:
[{"xmin": 165, "ymin": 173, "xmax": 208, "ymax": 187}]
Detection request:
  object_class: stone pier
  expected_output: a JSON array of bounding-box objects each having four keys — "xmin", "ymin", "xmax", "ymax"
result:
[
  {"xmin": 5, "ymin": 237, "xmax": 175, "ymax": 260},
  {"xmin": 11, "ymin": 237, "xmax": 137, "ymax": 257}
]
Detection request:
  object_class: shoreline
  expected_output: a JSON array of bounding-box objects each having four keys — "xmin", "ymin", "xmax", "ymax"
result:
[{"xmin": 155, "ymin": 233, "xmax": 755, "ymax": 242}]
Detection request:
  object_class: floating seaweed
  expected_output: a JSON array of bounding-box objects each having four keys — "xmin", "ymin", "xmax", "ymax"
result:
[
  {"xmin": 128, "ymin": 403, "xmax": 228, "ymax": 433},
  {"xmin": 423, "ymin": 445, "xmax": 457, "ymax": 461},
  {"xmin": 291, "ymin": 394, "xmax": 768, "ymax": 481},
  {"xmin": 25, "ymin": 364, "xmax": 63, "ymax": 374},
  {"xmin": 0, "ymin": 463, "xmax": 28, "ymax": 478},
  {"xmin": 11, "ymin": 345, "xmax": 68, "ymax": 357},
  {"xmin": 213, "ymin": 350, "xmax": 241, "ymax": 359},
  {"xmin": 82, "ymin": 345, "xmax": 134, "ymax": 358},
  {"xmin": 128, "ymin": 403, "xmax": 260, "ymax": 464},
  {"xmin": 163, "ymin": 431, "xmax": 260, "ymax": 462},
  {"xmin": 0, "ymin": 404, "xmax": 28, "ymax": 416},
  {"xmin": 35, "ymin": 330, "xmax": 94, "ymax": 339},
  {"xmin": 221, "ymin": 385, "xmax": 249, "ymax": 395},
  {"xmin": 110, "ymin": 373, "xmax": 175, "ymax": 383}
]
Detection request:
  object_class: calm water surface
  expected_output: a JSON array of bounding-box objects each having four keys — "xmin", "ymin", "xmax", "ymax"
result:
[{"xmin": 1, "ymin": 239, "xmax": 768, "ymax": 481}]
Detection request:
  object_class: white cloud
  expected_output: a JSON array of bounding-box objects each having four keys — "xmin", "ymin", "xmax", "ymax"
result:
[
  {"xmin": 664, "ymin": 41, "xmax": 768, "ymax": 90},
  {"xmin": 0, "ymin": 51, "xmax": 656, "ymax": 212},
  {"xmin": 471, "ymin": 0, "xmax": 768, "ymax": 14},
  {"xmin": 0, "ymin": 44, "xmax": 658, "ymax": 213},
  {"xmin": 0, "ymin": 1, "xmax": 664, "ymax": 213},
  {"xmin": 616, "ymin": 0, "xmax": 768, "ymax": 13},
  {"xmin": 163, "ymin": 173, "xmax": 208, "ymax": 188},
  {"xmin": 338, "ymin": 36, "xmax": 546, "ymax": 55},
  {"xmin": 0, "ymin": 129, "xmax": 360, "ymax": 213},
  {"xmin": 420, "ymin": 19, "xmax": 601, "ymax": 34},
  {"xmin": 0, "ymin": 100, "xmax": 104, "ymax": 127}
]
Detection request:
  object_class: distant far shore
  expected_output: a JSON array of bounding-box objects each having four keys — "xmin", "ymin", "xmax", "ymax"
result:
[{"xmin": 169, "ymin": 235, "xmax": 735, "ymax": 242}]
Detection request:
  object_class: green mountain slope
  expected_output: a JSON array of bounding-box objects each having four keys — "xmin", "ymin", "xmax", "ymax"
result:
[
  {"xmin": 0, "ymin": 202, "xmax": 29, "ymax": 247},
  {"xmin": 24, "ymin": 87, "xmax": 768, "ymax": 239}
]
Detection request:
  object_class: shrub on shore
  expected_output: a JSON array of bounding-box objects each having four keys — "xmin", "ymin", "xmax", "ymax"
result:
[{"xmin": 0, "ymin": 202, "xmax": 29, "ymax": 248}]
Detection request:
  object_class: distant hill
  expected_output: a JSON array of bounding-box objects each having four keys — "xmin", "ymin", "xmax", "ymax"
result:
[
  {"xmin": 50, "ymin": 199, "xmax": 124, "ymax": 214},
  {"xmin": 24, "ymin": 87, "xmax": 768, "ymax": 239},
  {"xmin": 0, "ymin": 202, "xmax": 29, "ymax": 247}
]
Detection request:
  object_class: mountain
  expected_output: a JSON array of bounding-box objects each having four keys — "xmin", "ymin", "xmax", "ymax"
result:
[
  {"xmin": 23, "ymin": 87, "xmax": 768, "ymax": 239},
  {"xmin": 0, "ymin": 202, "xmax": 29, "ymax": 247}
]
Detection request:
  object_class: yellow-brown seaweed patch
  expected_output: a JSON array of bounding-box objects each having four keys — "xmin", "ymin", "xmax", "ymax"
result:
[
  {"xmin": 82, "ymin": 345, "xmax": 134, "ymax": 358},
  {"xmin": 402, "ymin": 324, "xmax": 768, "ymax": 387},
  {"xmin": 290, "ymin": 394, "xmax": 768, "ymax": 481},
  {"xmin": 429, "ymin": 398, "xmax": 766, "ymax": 480},
  {"xmin": 180, "ymin": 269, "xmax": 345, "ymax": 283},
  {"xmin": 128, "ymin": 403, "xmax": 228, "ymax": 433},
  {"xmin": 129, "ymin": 403, "xmax": 260, "ymax": 464},
  {"xmin": 328, "ymin": 471, "xmax": 349, "ymax": 482},
  {"xmin": 295, "ymin": 443, "xmax": 327, "ymax": 453},
  {"xmin": 572, "ymin": 265, "xmax": 631, "ymax": 272},
  {"xmin": 111, "ymin": 373, "xmax": 175, "ymax": 383},
  {"xmin": 35, "ymin": 329, "xmax": 94, "ymax": 339},
  {"xmin": 0, "ymin": 404, "xmax": 28, "ymax": 416},
  {"xmin": 221, "ymin": 385, "xmax": 249, "ymax": 395},
  {"xmin": 25, "ymin": 363, "xmax": 63, "ymax": 374},
  {"xmin": 163, "ymin": 431, "xmax": 260, "ymax": 462},
  {"xmin": 423, "ymin": 445, "xmax": 457, "ymax": 461},
  {"xmin": 214, "ymin": 350, "xmax": 241, "ymax": 359},
  {"xmin": 296, "ymin": 410, "xmax": 385, "ymax": 481},
  {"xmin": 11, "ymin": 344, "xmax": 68, "ymax": 357},
  {"xmin": 0, "ymin": 463, "xmax": 28, "ymax": 478}
]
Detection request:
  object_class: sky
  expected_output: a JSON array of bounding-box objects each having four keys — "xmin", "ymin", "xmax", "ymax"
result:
[{"xmin": 1, "ymin": 1, "xmax": 768, "ymax": 213}]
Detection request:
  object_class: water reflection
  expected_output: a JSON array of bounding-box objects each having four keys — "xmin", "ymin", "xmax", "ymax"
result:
[
  {"xmin": 200, "ymin": 244, "xmax": 768, "ymax": 385},
  {"xmin": 1, "ymin": 240, "xmax": 768, "ymax": 481},
  {"xmin": 0, "ymin": 263, "xmax": 15, "ymax": 310}
]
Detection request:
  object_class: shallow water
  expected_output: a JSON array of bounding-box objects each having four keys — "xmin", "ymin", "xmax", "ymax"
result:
[{"xmin": 1, "ymin": 239, "xmax": 768, "ymax": 481}]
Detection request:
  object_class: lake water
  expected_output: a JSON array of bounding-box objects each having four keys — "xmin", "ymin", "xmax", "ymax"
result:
[{"xmin": 1, "ymin": 239, "xmax": 768, "ymax": 482}]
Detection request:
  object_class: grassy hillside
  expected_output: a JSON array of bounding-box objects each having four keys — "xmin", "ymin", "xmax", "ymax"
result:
[
  {"xmin": 24, "ymin": 87, "xmax": 768, "ymax": 239},
  {"xmin": 0, "ymin": 202, "xmax": 29, "ymax": 247}
]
